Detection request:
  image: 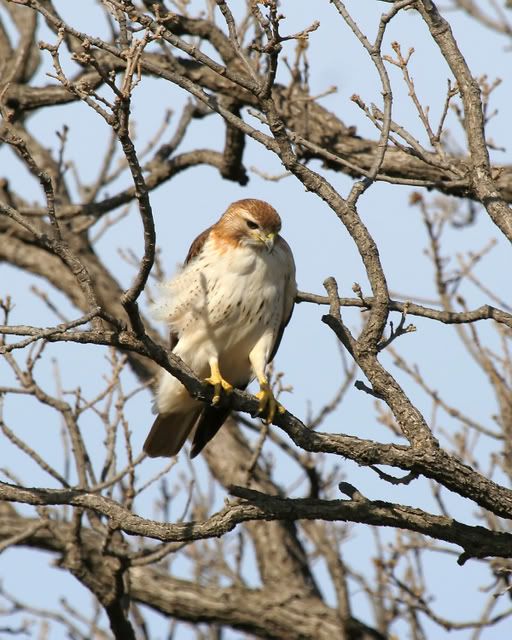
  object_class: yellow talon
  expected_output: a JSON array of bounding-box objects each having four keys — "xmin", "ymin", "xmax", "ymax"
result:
[
  {"xmin": 205, "ymin": 361, "xmax": 233, "ymax": 405},
  {"xmin": 255, "ymin": 381, "xmax": 284, "ymax": 424}
]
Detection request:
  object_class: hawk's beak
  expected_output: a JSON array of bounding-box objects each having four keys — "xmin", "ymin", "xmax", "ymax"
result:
[{"xmin": 264, "ymin": 232, "xmax": 275, "ymax": 252}]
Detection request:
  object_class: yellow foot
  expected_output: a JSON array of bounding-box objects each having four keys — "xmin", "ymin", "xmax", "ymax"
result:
[
  {"xmin": 204, "ymin": 373, "xmax": 233, "ymax": 405},
  {"xmin": 255, "ymin": 382, "xmax": 285, "ymax": 424}
]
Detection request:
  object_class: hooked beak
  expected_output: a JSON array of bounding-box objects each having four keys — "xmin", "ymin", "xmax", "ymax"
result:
[{"xmin": 263, "ymin": 232, "xmax": 276, "ymax": 252}]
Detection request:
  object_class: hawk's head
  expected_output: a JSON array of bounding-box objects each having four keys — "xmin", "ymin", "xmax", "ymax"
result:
[{"xmin": 216, "ymin": 198, "xmax": 282, "ymax": 252}]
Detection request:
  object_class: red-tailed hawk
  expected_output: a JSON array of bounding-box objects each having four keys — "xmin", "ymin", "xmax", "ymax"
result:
[{"xmin": 144, "ymin": 198, "xmax": 297, "ymax": 458}]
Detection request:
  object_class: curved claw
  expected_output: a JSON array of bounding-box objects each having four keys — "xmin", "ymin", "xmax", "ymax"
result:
[
  {"xmin": 255, "ymin": 382, "xmax": 285, "ymax": 424},
  {"xmin": 204, "ymin": 373, "xmax": 233, "ymax": 405}
]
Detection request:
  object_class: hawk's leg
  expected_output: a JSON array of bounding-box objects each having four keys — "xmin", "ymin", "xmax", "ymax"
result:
[
  {"xmin": 255, "ymin": 377, "xmax": 285, "ymax": 424},
  {"xmin": 205, "ymin": 358, "xmax": 233, "ymax": 405},
  {"xmin": 249, "ymin": 337, "xmax": 286, "ymax": 424}
]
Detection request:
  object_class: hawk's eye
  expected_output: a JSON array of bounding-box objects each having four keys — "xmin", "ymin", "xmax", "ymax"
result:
[{"xmin": 246, "ymin": 220, "xmax": 259, "ymax": 230}]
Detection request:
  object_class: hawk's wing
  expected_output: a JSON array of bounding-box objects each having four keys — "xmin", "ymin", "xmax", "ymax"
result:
[
  {"xmin": 185, "ymin": 225, "xmax": 213, "ymax": 264},
  {"xmin": 168, "ymin": 225, "xmax": 213, "ymax": 350},
  {"xmin": 269, "ymin": 236, "xmax": 297, "ymax": 363}
]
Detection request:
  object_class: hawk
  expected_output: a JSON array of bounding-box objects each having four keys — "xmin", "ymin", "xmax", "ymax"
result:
[{"xmin": 143, "ymin": 198, "xmax": 297, "ymax": 458}]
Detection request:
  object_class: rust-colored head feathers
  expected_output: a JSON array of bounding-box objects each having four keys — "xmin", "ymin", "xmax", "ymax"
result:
[
  {"xmin": 228, "ymin": 199, "xmax": 281, "ymax": 231},
  {"xmin": 213, "ymin": 198, "xmax": 282, "ymax": 250}
]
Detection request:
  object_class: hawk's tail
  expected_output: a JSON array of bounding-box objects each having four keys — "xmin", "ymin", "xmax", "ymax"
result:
[
  {"xmin": 143, "ymin": 410, "xmax": 201, "ymax": 458},
  {"xmin": 190, "ymin": 405, "xmax": 231, "ymax": 458},
  {"xmin": 143, "ymin": 405, "xmax": 231, "ymax": 458}
]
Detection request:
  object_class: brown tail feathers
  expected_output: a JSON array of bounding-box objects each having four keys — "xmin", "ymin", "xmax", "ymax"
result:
[
  {"xmin": 190, "ymin": 405, "xmax": 231, "ymax": 458},
  {"xmin": 143, "ymin": 406, "xmax": 231, "ymax": 458},
  {"xmin": 143, "ymin": 410, "xmax": 200, "ymax": 458}
]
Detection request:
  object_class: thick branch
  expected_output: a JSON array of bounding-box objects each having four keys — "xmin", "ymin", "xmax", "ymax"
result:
[
  {"xmin": 1, "ymin": 481, "xmax": 511, "ymax": 562},
  {"xmin": 416, "ymin": 0, "xmax": 512, "ymax": 240}
]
